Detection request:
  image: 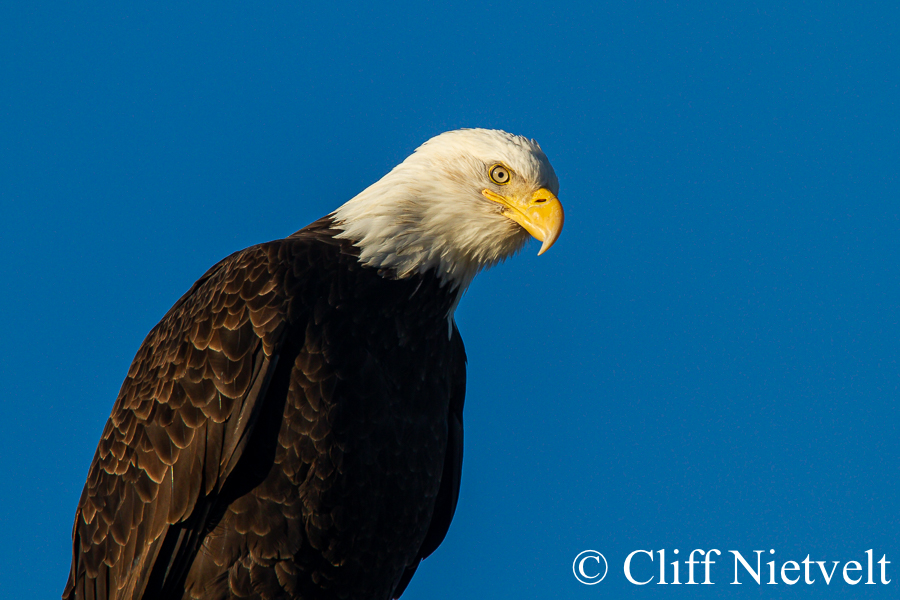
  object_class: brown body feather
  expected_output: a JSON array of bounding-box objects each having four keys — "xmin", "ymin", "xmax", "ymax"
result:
[{"xmin": 64, "ymin": 216, "xmax": 466, "ymax": 600}]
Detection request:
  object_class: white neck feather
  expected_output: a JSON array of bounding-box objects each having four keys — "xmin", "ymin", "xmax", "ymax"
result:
[{"xmin": 331, "ymin": 156, "xmax": 530, "ymax": 296}]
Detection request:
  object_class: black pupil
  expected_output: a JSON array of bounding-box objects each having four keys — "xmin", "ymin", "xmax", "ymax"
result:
[{"xmin": 495, "ymin": 168, "xmax": 506, "ymax": 181}]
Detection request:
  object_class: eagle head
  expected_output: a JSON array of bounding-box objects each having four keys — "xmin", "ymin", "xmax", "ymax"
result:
[{"xmin": 332, "ymin": 128, "xmax": 564, "ymax": 293}]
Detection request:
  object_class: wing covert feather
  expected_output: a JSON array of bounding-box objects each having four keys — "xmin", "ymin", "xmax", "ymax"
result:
[{"xmin": 64, "ymin": 240, "xmax": 303, "ymax": 600}]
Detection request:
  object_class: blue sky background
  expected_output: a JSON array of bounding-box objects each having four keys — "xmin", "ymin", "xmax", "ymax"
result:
[{"xmin": 1, "ymin": 1, "xmax": 897, "ymax": 598}]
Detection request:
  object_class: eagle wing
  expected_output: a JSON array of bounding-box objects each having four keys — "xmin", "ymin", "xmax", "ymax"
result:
[{"xmin": 64, "ymin": 237, "xmax": 305, "ymax": 600}]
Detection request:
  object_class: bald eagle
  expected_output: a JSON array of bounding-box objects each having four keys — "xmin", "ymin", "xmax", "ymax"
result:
[{"xmin": 64, "ymin": 129, "xmax": 564, "ymax": 600}]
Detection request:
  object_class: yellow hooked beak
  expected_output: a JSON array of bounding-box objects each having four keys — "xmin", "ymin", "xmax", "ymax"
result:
[{"xmin": 482, "ymin": 187, "xmax": 565, "ymax": 255}]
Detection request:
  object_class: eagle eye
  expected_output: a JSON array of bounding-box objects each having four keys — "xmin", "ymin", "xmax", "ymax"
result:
[{"xmin": 489, "ymin": 164, "xmax": 511, "ymax": 185}]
